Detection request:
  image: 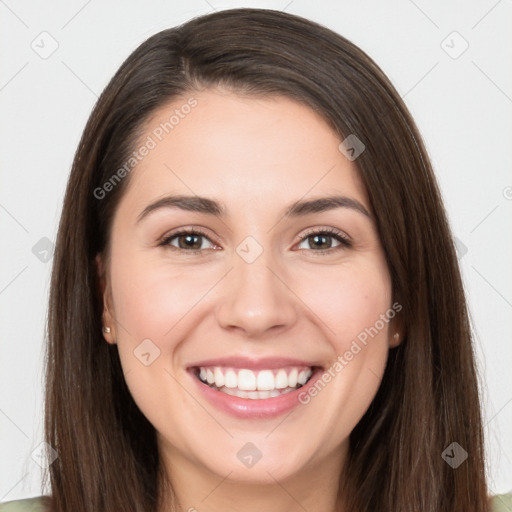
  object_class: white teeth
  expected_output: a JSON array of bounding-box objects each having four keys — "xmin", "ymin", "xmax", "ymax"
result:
[
  {"xmin": 275, "ymin": 369, "xmax": 288, "ymax": 389},
  {"xmin": 256, "ymin": 370, "xmax": 275, "ymax": 390},
  {"xmin": 197, "ymin": 366, "xmax": 314, "ymax": 393},
  {"xmin": 224, "ymin": 369, "xmax": 237, "ymax": 389},
  {"xmin": 237, "ymin": 369, "xmax": 256, "ymax": 391},
  {"xmin": 297, "ymin": 369, "xmax": 309, "ymax": 385},
  {"xmin": 213, "ymin": 367, "xmax": 225, "ymax": 387},
  {"xmin": 218, "ymin": 387, "xmax": 297, "ymax": 399}
]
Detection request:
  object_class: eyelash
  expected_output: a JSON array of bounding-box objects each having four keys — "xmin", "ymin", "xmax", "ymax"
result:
[{"xmin": 158, "ymin": 227, "xmax": 352, "ymax": 256}]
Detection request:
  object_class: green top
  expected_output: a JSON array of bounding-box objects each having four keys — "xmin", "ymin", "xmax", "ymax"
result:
[
  {"xmin": 1, "ymin": 494, "xmax": 511, "ymax": 511},
  {"xmin": 0, "ymin": 497, "xmax": 48, "ymax": 512}
]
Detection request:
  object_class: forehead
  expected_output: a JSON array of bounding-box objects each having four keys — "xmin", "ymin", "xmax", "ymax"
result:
[{"xmin": 118, "ymin": 89, "xmax": 370, "ymax": 217}]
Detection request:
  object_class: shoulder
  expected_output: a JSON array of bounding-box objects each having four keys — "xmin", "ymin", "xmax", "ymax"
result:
[
  {"xmin": 490, "ymin": 493, "xmax": 512, "ymax": 512},
  {"xmin": 0, "ymin": 497, "xmax": 49, "ymax": 512},
  {"xmin": 1, "ymin": 494, "xmax": 511, "ymax": 512}
]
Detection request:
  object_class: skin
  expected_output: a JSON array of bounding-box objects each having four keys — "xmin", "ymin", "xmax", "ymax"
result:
[{"xmin": 96, "ymin": 88, "xmax": 404, "ymax": 512}]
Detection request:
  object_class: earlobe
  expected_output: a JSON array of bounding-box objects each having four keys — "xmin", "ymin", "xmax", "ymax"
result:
[
  {"xmin": 101, "ymin": 317, "xmax": 116, "ymax": 345},
  {"xmin": 95, "ymin": 253, "xmax": 117, "ymax": 345},
  {"xmin": 389, "ymin": 310, "xmax": 406, "ymax": 348},
  {"xmin": 102, "ymin": 324, "xmax": 116, "ymax": 344},
  {"xmin": 389, "ymin": 330, "xmax": 403, "ymax": 348},
  {"xmin": 101, "ymin": 298, "xmax": 117, "ymax": 345}
]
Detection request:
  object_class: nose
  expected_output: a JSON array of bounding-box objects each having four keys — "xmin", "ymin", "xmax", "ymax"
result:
[{"xmin": 216, "ymin": 246, "xmax": 298, "ymax": 339}]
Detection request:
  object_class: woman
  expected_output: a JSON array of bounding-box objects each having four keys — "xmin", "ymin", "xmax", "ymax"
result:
[{"xmin": 1, "ymin": 8, "xmax": 509, "ymax": 512}]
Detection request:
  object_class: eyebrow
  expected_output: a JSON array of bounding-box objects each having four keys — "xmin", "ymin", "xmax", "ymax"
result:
[{"xmin": 136, "ymin": 194, "xmax": 371, "ymax": 224}]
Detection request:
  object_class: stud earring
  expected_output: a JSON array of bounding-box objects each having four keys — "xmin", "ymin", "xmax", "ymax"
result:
[
  {"xmin": 393, "ymin": 332, "xmax": 399, "ymax": 341},
  {"xmin": 103, "ymin": 326, "xmax": 111, "ymax": 334}
]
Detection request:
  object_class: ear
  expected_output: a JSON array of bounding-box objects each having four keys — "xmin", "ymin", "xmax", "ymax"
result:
[
  {"xmin": 95, "ymin": 253, "xmax": 116, "ymax": 345},
  {"xmin": 388, "ymin": 303, "xmax": 406, "ymax": 348}
]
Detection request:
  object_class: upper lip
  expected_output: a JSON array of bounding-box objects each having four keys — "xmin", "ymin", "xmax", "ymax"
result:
[{"xmin": 188, "ymin": 356, "xmax": 323, "ymax": 371}]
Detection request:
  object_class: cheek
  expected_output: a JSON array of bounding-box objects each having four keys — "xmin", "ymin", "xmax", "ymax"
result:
[
  {"xmin": 109, "ymin": 249, "xmax": 207, "ymax": 344},
  {"xmin": 107, "ymin": 252, "xmax": 197, "ymax": 427},
  {"xmin": 288, "ymin": 260, "xmax": 392, "ymax": 446},
  {"xmin": 296, "ymin": 258, "xmax": 392, "ymax": 349}
]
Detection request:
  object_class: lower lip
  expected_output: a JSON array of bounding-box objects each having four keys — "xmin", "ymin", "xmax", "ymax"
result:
[{"xmin": 188, "ymin": 367, "xmax": 323, "ymax": 419}]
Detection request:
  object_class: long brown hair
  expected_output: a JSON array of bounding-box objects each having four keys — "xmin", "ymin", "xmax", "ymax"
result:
[{"xmin": 43, "ymin": 8, "xmax": 490, "ymax": 511}]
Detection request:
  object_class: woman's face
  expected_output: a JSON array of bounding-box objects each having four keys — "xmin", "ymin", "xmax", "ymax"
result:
[{"xmin": 98, "ymin": 88, "xmax": 402, "ymax": 486}]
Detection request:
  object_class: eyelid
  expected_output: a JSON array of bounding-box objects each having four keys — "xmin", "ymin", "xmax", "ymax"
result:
[
  {"xmin": 158, "ymin": 226, "xmax": 218, "ymax": 249},
  {"xmin": 158, "ymin": 225, "xmax": 352, "ymax": 253},
  {"xmin": 298, "ymin": 226, "xmax": 351, "ymax": 245}
]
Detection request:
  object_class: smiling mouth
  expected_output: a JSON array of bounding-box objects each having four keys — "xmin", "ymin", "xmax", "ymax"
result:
[{"xmin": 191, "ymin": 365, "xmax": 320, "ymax": 400}]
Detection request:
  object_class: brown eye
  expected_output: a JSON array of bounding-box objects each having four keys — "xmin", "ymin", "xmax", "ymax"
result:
[
  {"xmin": 296, "ymin": 229, "xmax": 352, "ymax": 253},
  {"xmin": 159, "ymin": 227, "xmax": 351, "ymax": 255},
  {"xmin": 160, "ymin": 229, "xmax": 217, "ymax": 252}
]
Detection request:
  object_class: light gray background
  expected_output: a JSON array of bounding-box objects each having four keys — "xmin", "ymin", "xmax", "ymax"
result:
[{"xmin": 1, "ymin": 0, "xmax": 511, "ymax": 502}]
